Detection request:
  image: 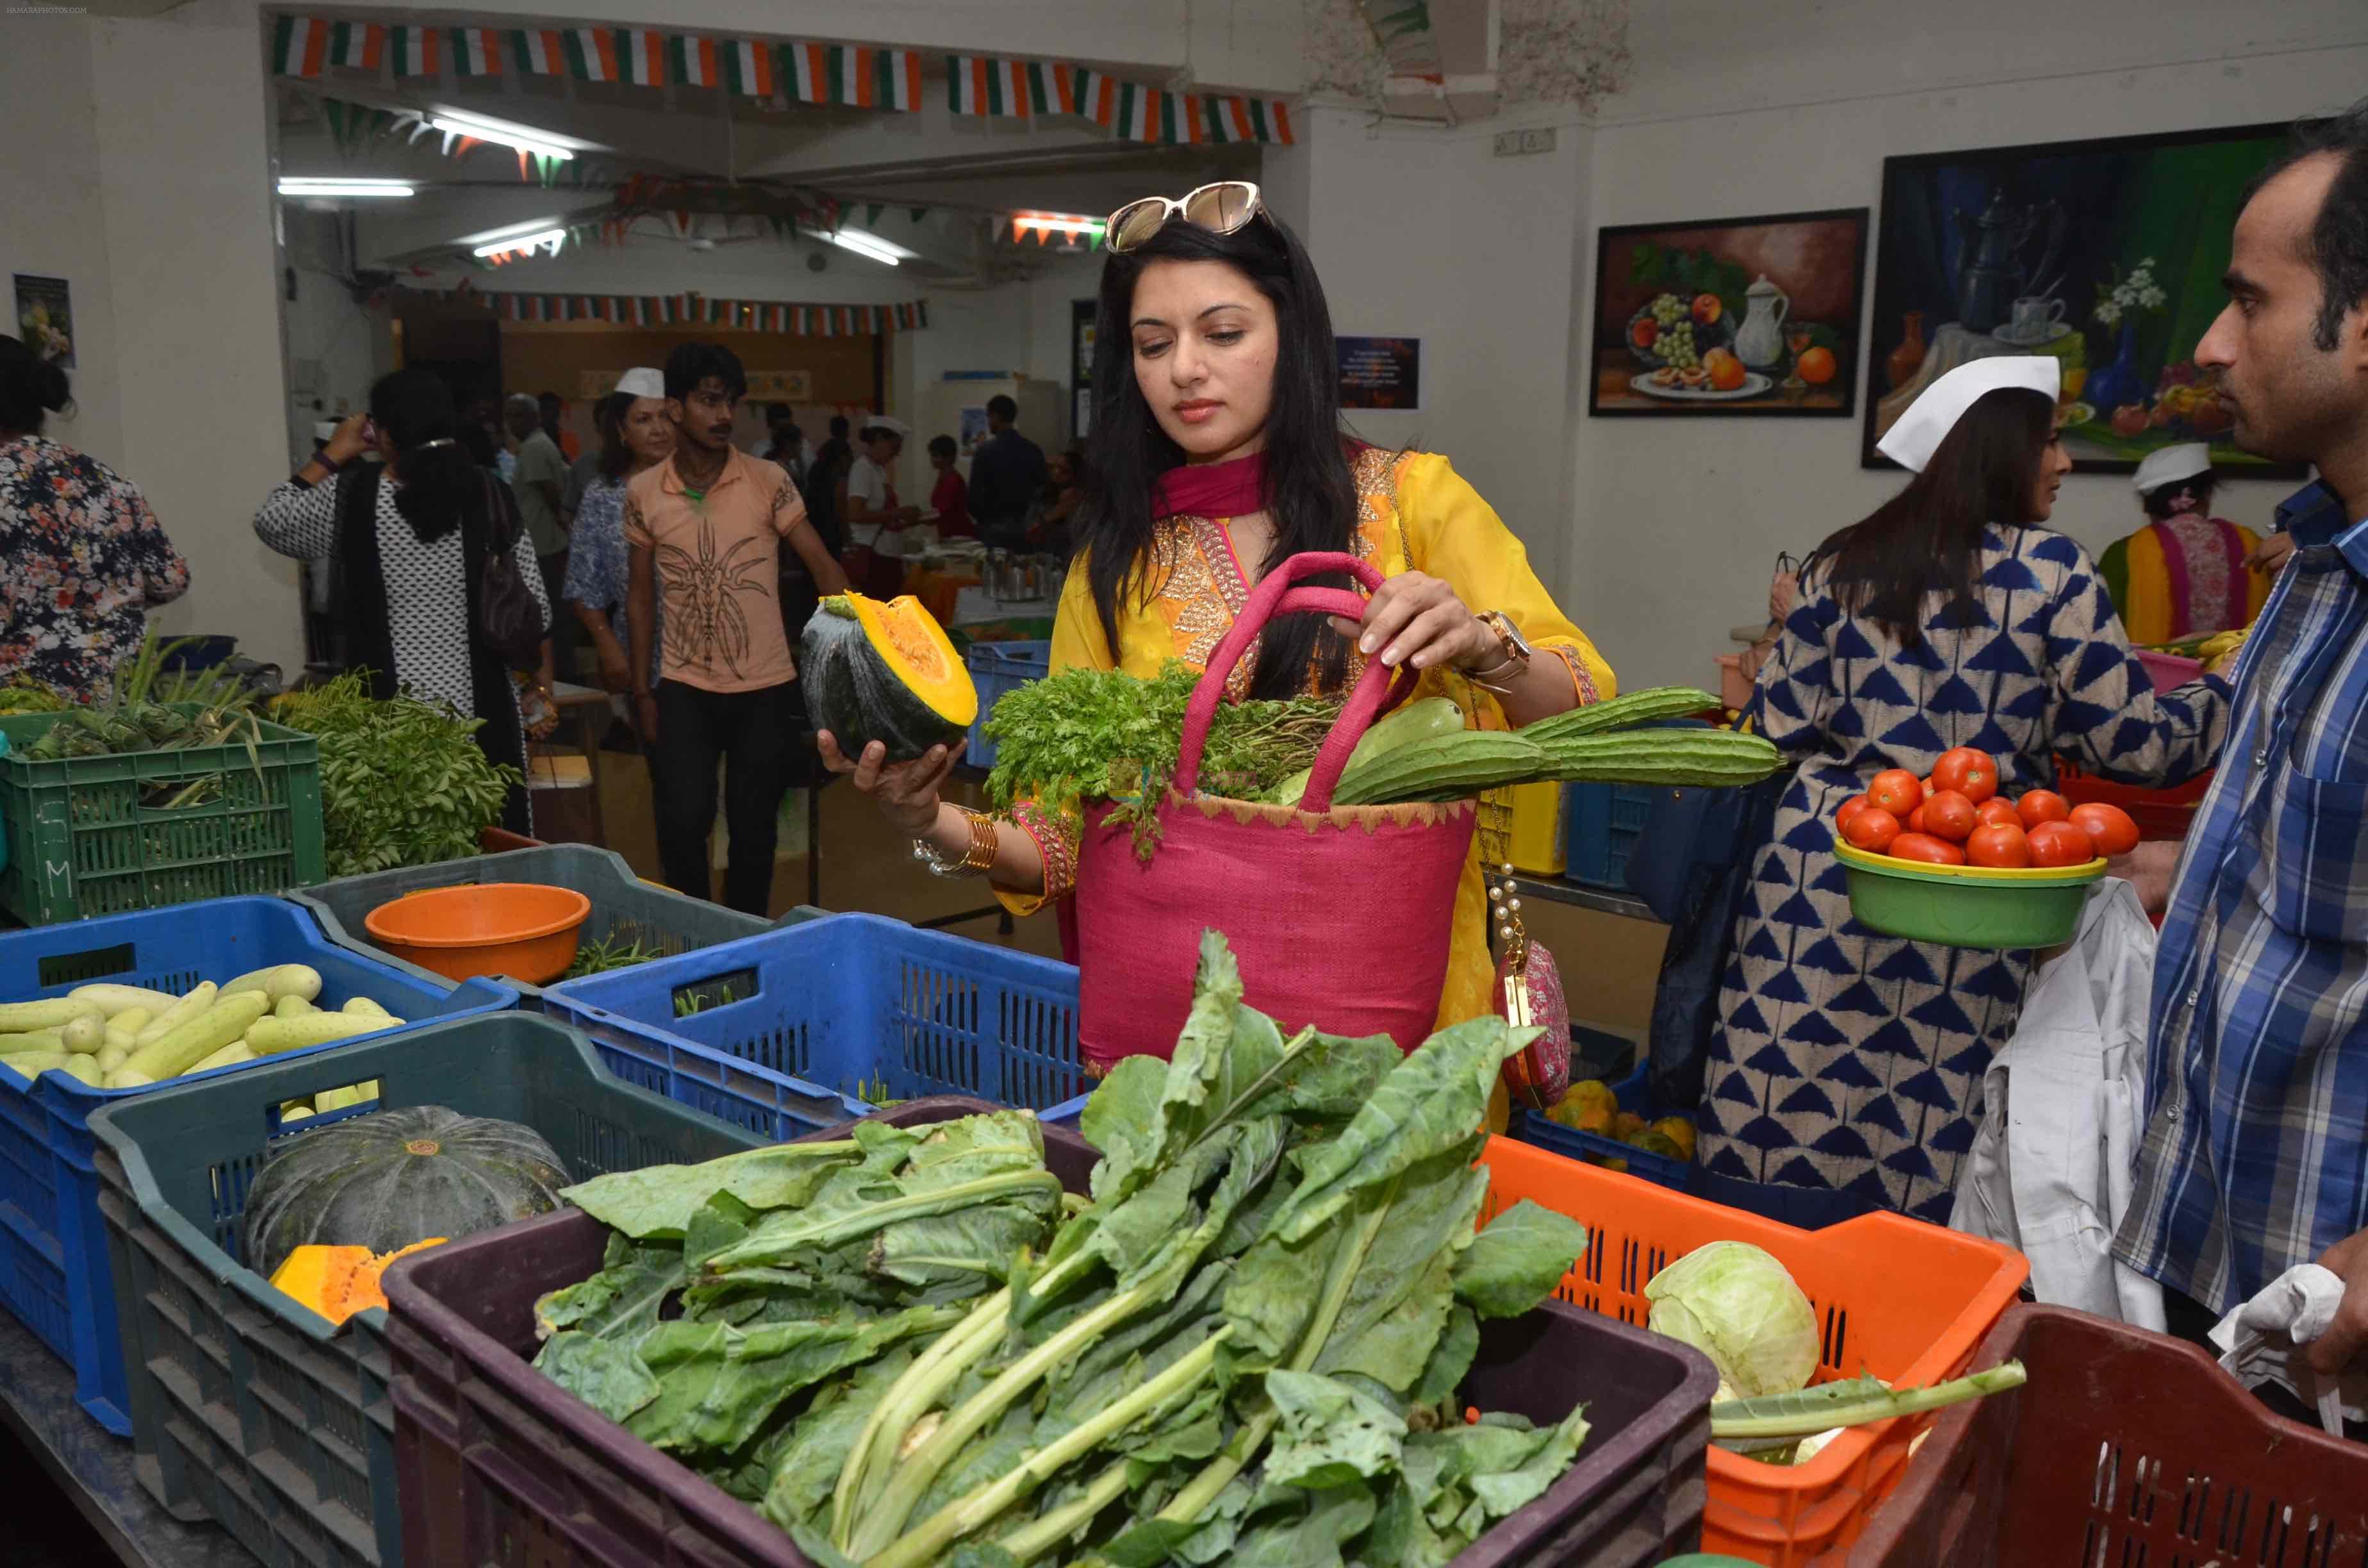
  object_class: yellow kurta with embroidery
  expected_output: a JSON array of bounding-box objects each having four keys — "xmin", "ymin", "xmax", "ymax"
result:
[{"xmin": 995, "ymin": 447, "xmax": 1616, "ymax": 1034}]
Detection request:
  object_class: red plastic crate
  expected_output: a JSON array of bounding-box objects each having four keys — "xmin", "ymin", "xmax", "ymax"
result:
[
  {"xmin": 2054, "ymin": 756, "xmax": 2212, "ymax": 842},
  {"xmin": 384, "ymin": 1098, "xmax": 1720, "ymax": 1568},
  {"xmin": 1475, "ymin": 1136, "xmax": 2028, "ymax": 1566},
  {"xmin": 1849, "ymin": 1303, "xmax": 2368, "ymax": 1567}
]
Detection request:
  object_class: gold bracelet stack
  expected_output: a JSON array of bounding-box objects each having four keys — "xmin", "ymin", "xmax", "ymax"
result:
[{"xmin": 914, "ymin": 806, "xmax": 999, "ymax": 879}]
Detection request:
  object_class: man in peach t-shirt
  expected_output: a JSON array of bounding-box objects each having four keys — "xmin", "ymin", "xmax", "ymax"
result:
[{"xmin": 627, "ymin": 342, "xmax": 848, "ymax": 912}]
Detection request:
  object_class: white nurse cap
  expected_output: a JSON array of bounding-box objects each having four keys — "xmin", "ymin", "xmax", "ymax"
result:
[
  {"xmin": 1877, "ymin": 356, "xmax": 2062, "ymax": 473},
  {"xmin": 2132, "ymin": 442, "xmax": 2212, "ymax": 493}
]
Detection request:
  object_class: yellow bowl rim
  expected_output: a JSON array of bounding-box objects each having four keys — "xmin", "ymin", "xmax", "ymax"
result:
[{"xmin": 1832, "ymin": 836, "xmax": 2107, "ymax": 884}]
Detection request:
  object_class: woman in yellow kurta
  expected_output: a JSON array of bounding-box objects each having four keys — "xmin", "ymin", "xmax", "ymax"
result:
[{"xmin": 819, "ymin": 181, "xmax": 1613, "ymax": 1043}]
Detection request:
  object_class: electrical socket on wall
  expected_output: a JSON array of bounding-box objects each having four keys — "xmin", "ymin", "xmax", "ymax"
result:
[{"xmin": 1492, "ymin": 127, "xmax": 1557, "ymax": 158}]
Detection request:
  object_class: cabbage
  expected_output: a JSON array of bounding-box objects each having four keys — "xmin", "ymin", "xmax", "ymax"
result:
[{"xmin": 1644, "ymin": 1240, "xmax": 1819, "ymax": 1398}]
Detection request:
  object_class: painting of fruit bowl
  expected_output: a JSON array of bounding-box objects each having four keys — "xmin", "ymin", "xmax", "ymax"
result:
[{"xmin": 1591, "ymin": 208, "xmax": 1868, "ymax": 418}]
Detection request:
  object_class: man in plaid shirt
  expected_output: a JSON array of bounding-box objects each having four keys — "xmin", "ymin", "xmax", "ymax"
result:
[{"xmin": 2115, "ymin": 100, "xmax": 2368, "ymax": 1385}]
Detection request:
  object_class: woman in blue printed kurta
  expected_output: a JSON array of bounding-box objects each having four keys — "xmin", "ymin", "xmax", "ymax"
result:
[{"xmin": 1702, "ymin": 381, "xmax": 2233, "ymax": 1221}]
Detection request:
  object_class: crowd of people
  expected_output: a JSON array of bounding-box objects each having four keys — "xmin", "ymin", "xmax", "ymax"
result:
[{"xmin": 0, "ymin": 97, "xmax": 2364, "ymax": 1401}]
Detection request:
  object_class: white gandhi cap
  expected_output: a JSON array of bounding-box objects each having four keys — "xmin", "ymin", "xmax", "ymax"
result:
[
  {"xmin": 2132, "ymin": 442, "xmax": 2212, "ymax": 493},
  {"xmin": 1877, "ymin": 356, "xmax": 2062, "ymax": 473},
  {"xmin": 614, "ymin": 367, "xmax": 665, "ymax": 398}
]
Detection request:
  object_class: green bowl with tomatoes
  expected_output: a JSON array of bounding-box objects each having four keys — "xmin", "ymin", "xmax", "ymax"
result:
[{"xmin": 1833, "ymin": 838, "xmax": 2106, "ymax": 949}]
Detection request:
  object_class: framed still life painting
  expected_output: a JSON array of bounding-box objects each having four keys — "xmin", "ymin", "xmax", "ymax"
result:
[
  {"xmin": 1588, "ymin": 208, "xmax": 1869, "ymax": 418},
  {"xmin": 1864, "ymin": 121, "xmax": 2308, "ymax": 477}
]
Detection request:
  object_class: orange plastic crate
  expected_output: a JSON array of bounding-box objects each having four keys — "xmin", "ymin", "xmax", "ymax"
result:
[{"xmin": 1476, "ymin": 1136, "xmax": 2028, "ymax": 1566}]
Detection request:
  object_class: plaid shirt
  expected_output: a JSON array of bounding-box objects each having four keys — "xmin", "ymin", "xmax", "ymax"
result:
[{"xmin": 2117, "ymin": 481, "xmax": 2368, "ymax": 1313}]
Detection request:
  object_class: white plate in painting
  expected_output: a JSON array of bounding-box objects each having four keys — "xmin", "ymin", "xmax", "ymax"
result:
[{"xmin": 1629, "ymin": 372, "xmax": 1774, "ymax": 402}]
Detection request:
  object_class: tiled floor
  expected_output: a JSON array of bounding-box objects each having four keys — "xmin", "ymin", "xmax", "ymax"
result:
[{"xmin": 539, "ymin": 753, "xmax": 1667, "ymax": 1040}]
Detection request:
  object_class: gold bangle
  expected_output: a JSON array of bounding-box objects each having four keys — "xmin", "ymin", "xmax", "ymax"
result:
[{"xmin": 916, "ymin": 806, "xmax": 999, "ymax": 879}]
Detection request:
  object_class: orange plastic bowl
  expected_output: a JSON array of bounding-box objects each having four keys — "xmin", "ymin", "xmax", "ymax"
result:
[{"xmin": 361, "ymin": 882, "xmax": 593, "ymax": 984}]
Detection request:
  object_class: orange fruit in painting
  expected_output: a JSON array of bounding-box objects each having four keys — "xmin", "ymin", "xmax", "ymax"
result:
[
  {"xmin": 1692, "ymin": 293, "xmax": 1723, "ymax": 325},
  {"xmin": 1796, "ymin": 346, "xmax": 1838, "ymax": 384},
  {"xmin": 1705, "ymin": 349, "xmax": 1748, "ymax": 392},
  {"xmin": 1631, "ymin": 317, "xmax": 1659, "ymax": 351}
]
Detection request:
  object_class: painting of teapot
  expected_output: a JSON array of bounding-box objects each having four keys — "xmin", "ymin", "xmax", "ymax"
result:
[{"xmin": 1952, "ymin": 188, "xmax": 2066, "ymax": 336}]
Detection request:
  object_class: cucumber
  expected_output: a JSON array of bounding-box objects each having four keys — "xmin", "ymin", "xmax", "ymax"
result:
[
  {"xmin": 1, "ymin": 1051, "xmax": 79, "ymax": 1081},
  {"xmin": 341, "ymin": 995, "xmax": 390, "ymax": 1018},
  {"xmin": 1524, "ymin": 686, "xmax": 1720, "ymax": 746},
  {"xmin": 0, "ymin": 998, "xmax": 106, "ymax": 1034},
  {"xmin": 221, "ymin": 964, "xmax": 324, "ymax": 1003},
  {"xmin": 104, "ymin": 1008, "xmax": 154, "ymax": 1051},
  {"xmin": 60, "ymin": 1014, "xmax": 106, "ymax": 1056},
  {"xmin": 95, "ymin": 1043, "xmax": 129, "ymax": 1075},
  {"xmin": 188, "ymin": 1040, "xmax": 255, "ymax": 1075},
  {"xmin": 69, "ymin": 983, "xmax": 179, "ymax": 1018},
  {"xmin": 245, "ymin": 1013, "xmax": 404, "ymax": 1057},
  {"xmin": 274, "ymin": 995, "xmax": 318, "ymax": 1020},
  {"xmin": 1329, "ymin": 732, "xmax": 1554, "ymax": 806},
  {"xmin": 105, "ymin": 1069, "xmax": 157, "ymax": 1090},
  {"xmin": 58, "ymin": 1055, "xmax": 103, "ymax": 1087},
  {"xmin": 2, "ymin": 1027, "xmax": 67, "ymax": 1056},
  {"xmin": 1269, "ymin": 696, "xmax": 1467, "ymax": 807},
  {"xmin": 135, "ymin": 983, "xmax": 217, "ymax": 1047},
  {"xmin": 122, "ymin": 992, "xmax": 272, "ymax": 1081}
]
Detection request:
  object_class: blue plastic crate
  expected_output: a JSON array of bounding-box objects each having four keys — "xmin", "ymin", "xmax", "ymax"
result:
[
  {"xmin": 543, "ymin": 912, "xmax": 1090, "ymax": 1139},
  {"xmin": 0, "ymin": 896, "xmax": 514, "ymax": 1433},
  {"xmin": 1561, "ymin": 719, "xmax": 1708, "ymax": 892},
  {"xmin": 1511, "ymin": 1062, "xmax": 1697, "ymax": 1193},
  {"xmin": 964, "ymin": 640, "xmax": 1051, "ymax": 770}
]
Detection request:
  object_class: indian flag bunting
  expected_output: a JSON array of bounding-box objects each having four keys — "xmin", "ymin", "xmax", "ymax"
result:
[
  {"xmin": 1028, "ymin": 61, "xmax": 1081, "ymax": 115},
  {"xmin": 271, "ymin": 18, "xmax": 382, "ymax": 76},
  {"xmin": 724, "ymin": 39, "xmax": 774, "ymax": 97},
  {"xmin": 616, "ymin": 29, "xmax": 666, "ymax": 86},
  {"xmin": 668, "ymin": 34, "xmax": 716, "ymax": 88},
  {"xmin": 780, "ymin": 42, "xmax": 921, "ymax": 110},
  {"xmin": 448, "ymin": 27, "xmax": 501, "ymax": 76},
  {"xmin": 948, "ymin": 54, "xmax": 1029, "ymax": 116},
  {"xmin": 564, "ymin": 27, "xmax": 618, "ymax": 83},
  {"xmin": 457, "ymin": 292, "xmax": 924, "ymax": 332},
  {"xmin": 509, "ymin": 29, "xmax": 563, "ymax": 75},
  {"xmin": 390, "ymin": 26, "xmax": 439, "ymax": 76}
]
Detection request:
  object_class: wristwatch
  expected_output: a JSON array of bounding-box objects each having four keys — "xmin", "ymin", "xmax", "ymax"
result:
[{"xmin": 1467, "ymin": 610, "xmax": 1534, "ymax": 696}]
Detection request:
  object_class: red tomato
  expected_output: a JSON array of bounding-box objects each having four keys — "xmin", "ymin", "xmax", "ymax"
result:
[
  {"xmin": 2027, "ymin": 820, "xmax": 2095, "ymax": 868},
  {"xmin": 1887, "ymin": 832, "xmax": 1966, "ymax": 866},
  {"xmin": 2016, "ymin": 788, "xmax": 2071, "ymax": 830},
  {"xmin": 1966, "ymin": 823, "xmax": 2032, "ymax": 869},
  {"xmin": 1841, "ymin": 806, "xmax": 1903, "ymax": 853},
  {"xmin": 1836, "ymin": 794, "xmax": 1873, "ymax": 833},
  {"xmin": 1923, "ymin": 790, "xmax": 1978, "ymax": 844},
  {"xmin": 1905, "ymin": 802, "xmax": 1930, "ymax": 835},
  {"xmin": 1868, "ymin": 769, "xmax": 1922, "ymax": 817},
  {"xmin": 1975, "ymin": 797, "xmax": 2023, "ymax": 829},
  {"xmin": 1932, "ymin": 747, "xmax": 2000, "ymax": 804},
  {"xmin": 2069, "ymin": 802, "xmax": 2141, "ymax": 858},
  {"xmin": 1921, "ymin": 776, "xmax": 1938, "ymax": 801}
]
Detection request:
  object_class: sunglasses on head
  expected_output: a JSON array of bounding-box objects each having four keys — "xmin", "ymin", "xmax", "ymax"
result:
[{"xmin": 1104, "ymin": 181, "xmax": 1264, "ymax": 254}]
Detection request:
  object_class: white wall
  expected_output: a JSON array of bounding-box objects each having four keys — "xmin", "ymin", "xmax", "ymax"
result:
[
  {"xmin": 1572, "ymin": 7, "xmax": 2368, "ymax": 689},
  {"xmin": 281, "ymin": 209, "xmax": 388, "ymax": 465},
  {"xmin": 1268, "ymin": 106, "xmax": 1592, "ymax": 600},
  {"xmin": 0, "ymin": 18, "xmax": 121, "ymax": 463}
]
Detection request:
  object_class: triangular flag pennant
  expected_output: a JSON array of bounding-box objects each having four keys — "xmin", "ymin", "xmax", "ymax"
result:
[{"xmin": 866, "ymin": 204, "xmax": 884, "ymax": 225}]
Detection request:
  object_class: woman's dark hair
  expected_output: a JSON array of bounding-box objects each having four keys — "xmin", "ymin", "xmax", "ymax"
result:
[
  {"xmin": 927, "ymin": 434, "xmax": 957, "ymax": 461},
  {"xmin": 370, "ymin": 368, "xmax": 488, "ymax": 544},
  {"xmin": 1818, "ymin": 388, "xmax": 2057, "ymax": 648},
  {"xmin": 2141, "ymin": 473, "xmax": 2217, "ymax": 521},
  {"xmin": 1049, "ymin": 444, "xmax": 1090, "ymax": 495},
  {"xmin": 0, "ymin": 336, "xmax": 72, "ymax": 434},
  {"xmin": 1078, "ymin": 210, "xmax": 1358, "ymax": 699},
  {"xmin": 594, "ymin": 390, "xmax": 638, "ymax": 482}
]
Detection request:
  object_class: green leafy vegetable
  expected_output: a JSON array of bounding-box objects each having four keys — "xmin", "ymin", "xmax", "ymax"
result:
[{"xmin": 272, "ymin": 670, "xmax": 521, "ymax": 876}]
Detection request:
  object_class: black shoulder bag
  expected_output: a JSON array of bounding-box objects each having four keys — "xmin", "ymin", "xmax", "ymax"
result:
[{"xmin": 477, "ymin": 475, "xmax": 549, "ymax": 672}]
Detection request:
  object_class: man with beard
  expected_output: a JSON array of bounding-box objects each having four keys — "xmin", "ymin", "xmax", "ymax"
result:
[
  {"xmin": 625, "ymin": 342, "xmax": 848, "ymax": 912},
  {"xmin": 2114, "ymin": 99, "xmax": 2368, "ymax": 1411}
]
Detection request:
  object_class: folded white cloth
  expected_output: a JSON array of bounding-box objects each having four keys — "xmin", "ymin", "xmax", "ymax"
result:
[{"xmin": 2208, "ymin": 1263, "xmax": 2367, "ymax": 1434}]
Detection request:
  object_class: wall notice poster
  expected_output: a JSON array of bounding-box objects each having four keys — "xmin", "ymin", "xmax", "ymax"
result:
[
  {"xmin": 959, "ymin": 405, "xmax": 990, "ymax": 455},
  {"xmin": 1337, "ymin": 336, "xmax": 1420, "ymax": 411},
  {"xmin": 15, "ymin": 274, "xmax": 74, "ymax": 368},
  {"xmin": 1071, "ymin": 298, "xmax": 1096, "ymax": 437}
]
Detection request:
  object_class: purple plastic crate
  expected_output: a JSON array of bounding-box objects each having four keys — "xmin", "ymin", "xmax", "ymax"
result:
[{"xmin": 384, "ymin": 1097, "xmax": 1714, "ymax": 1568}]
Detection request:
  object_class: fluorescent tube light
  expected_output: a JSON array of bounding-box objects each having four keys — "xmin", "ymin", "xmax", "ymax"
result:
[
  {"xmin": 279, "ymin": 177, "xmax": 415, "ymax": 198},
  {"xmin": 427, "ymin": 108, "xmax": 579, "ymax": 161},
  {"xmin": 456, "ymin": 216, "xmax": 568, "ymax": 247},
  {"xmin": 472, "ymin": 229, "xmax": 566, "ymax": 259}
]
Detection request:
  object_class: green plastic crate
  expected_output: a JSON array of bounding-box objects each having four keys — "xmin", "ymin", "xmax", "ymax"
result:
[
  {"xmin": 88, "ymin": 1013, "xmax": 767, "ymax": 1568},
  {"xmin": 0, "ymin": 706, "xmax": 326, "ymax": 925}
]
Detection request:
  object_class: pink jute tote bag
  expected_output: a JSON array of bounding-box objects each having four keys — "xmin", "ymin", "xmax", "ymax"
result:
[{"xmin": 1072, "ymin": 552, "xmax": 1477, "ymax": 1070}]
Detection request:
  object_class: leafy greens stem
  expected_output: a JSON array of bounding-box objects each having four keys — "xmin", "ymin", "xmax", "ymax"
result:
[
  {"xmin": 869, "ymin": 1328, "xmax": 1235, "ymax": 1568},
  {"xmin": 1149, "ymin": 1170, "xmax": 1402, "ymax": 1531},
  {"xmin": 845, "ymin": 1282, "xmax": 1158, "ymax": 1559},
  {"xmin": 704, "ymin": 1171, "xmax": 1065, "ymax": 1273},
  {"xmin": 1709, "ymin": 1362, "xmax": 2030, "ymax": 1441},
  {"xmin": 831, "ymin": 1289, "xmax": 1011, "ymax": 1546},
  {"xmin": 994, "ymin": 1456, "xmax": 1132, "ymax": 1565}
]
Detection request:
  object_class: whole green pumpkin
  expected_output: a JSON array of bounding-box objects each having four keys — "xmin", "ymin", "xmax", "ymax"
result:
[
  {"xmin": 240, "ymin": 1105, "xmax": 571, "ymax": 1280},
  {"xmin": 800, "ymin": 592, "xmax": 977, "ymax": 762}
]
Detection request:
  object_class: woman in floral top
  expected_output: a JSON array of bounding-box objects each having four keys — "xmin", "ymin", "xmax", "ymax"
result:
[{"xmin": 0, "ymin": 337, "xmax": 189, "ymax": 703}]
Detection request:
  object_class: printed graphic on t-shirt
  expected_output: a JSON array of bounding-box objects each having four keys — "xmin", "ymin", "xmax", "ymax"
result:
[{"xmin": 657, "ymin": 507, "xmax": 773, "ymax": 680}]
